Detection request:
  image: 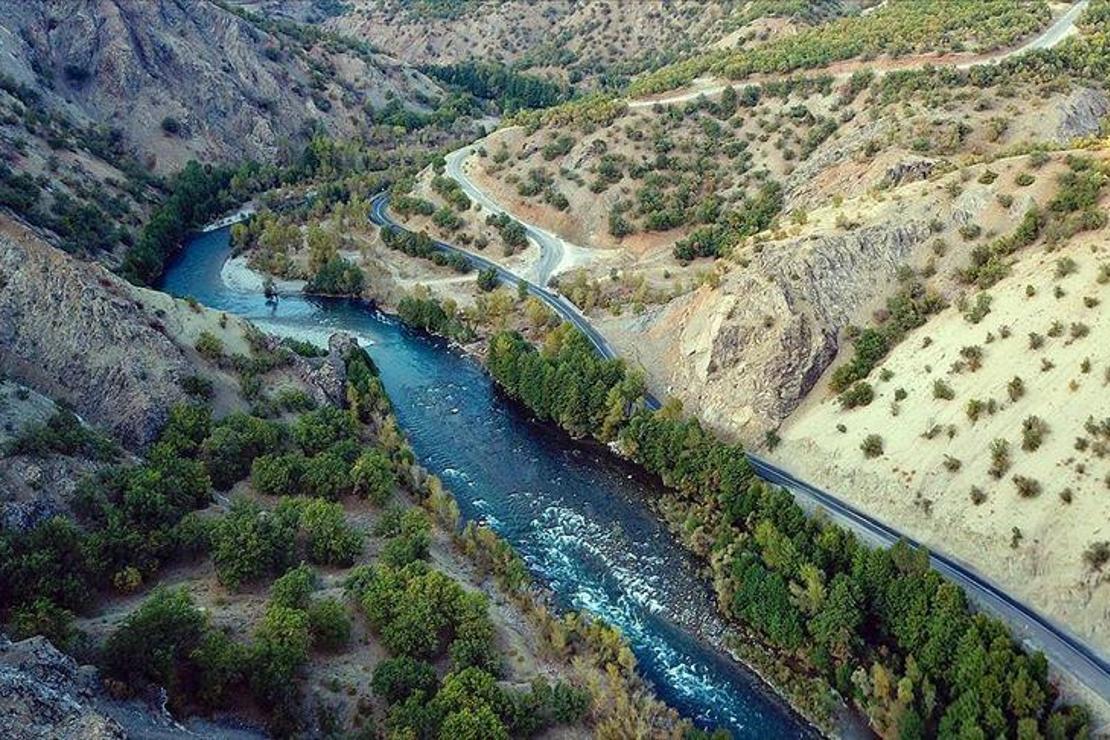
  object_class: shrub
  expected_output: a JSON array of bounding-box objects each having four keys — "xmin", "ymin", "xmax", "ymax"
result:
[
  {"xmin": 1013, "ymin": 475, "xmax": 1042, "ymax": 498},
  {"xmin": 932, "ymin": 379, "xmax": 955, "ymax": 400},
  {"xmin": 1015, "ymin": 172, "xmax": 1035, "ymax": 186},
  {"xmin": 477, "ymin": 268, "xmax": 499, "ymax": 292},
  {"xmin": 307, "ymin": 597, "xmax": 351, "ymax": 651},
  {"xmin": 1027, "ymin": 332, "xmax": 1044, "ymax": 350},
  {"xmin": 988, "ymin": 439, "xmax": 1011, "ymax": 479},
  {"xmin": 1084, "ymin": 542, "xmax": 1110, "ymax": 571},
  {"xmin": 959, "ymin": 345, "xmax": 983, "ymax": 371},
  {"xmin": 195, "ymin": 331, "xmax": 224, "ymax": 361},
  {"xmin": 180, "ymin": 374, "xmax": 215, "ymax": 399},
  {"xmin": 839, "ymin": 381, "xmax": 874, "ymax": 410},
  {"xmin": 1020, "ymin": 415, "xmax": 1048, "ymax": 451},
  {"xmin": 161, "ymin": 116, "xmax": 182, "ymax": 135},
  {"xmin": 969, "ymin": 486, "xmax": 987, "ymax": 505},
  {"xmin": 1007, "ymin": 376, "xmax": 1025, "ymax": 401},
  {"xmin": 943, "ymin": 455, "xmax": 962, "ymax": 472},
  {"xmin": 860, "ymin": 434, "xmax": 884, "ymax": 458},
  {"xmin": 963, "ymin": 294, "xmax": 992, "ymax": 324},
  {"xmin": 1054, "ymin": 257, "xmax": 1078, "ymax": 279}
]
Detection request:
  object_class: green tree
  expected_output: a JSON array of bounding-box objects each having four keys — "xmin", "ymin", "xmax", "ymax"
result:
[
  {"xmin": 211, "ymin": 499, "xmax": 296, "ymax": 589},
  {"xmin": 250, "ymin": 604, "xmax": 311, "ymax": 705},
  {"xmin": 372, "ymin": 656, "xmax": 439, "ymax": 704},
  {"xmin": 351, "ymin": 448, "xmax": 394, "ymax": 505}
]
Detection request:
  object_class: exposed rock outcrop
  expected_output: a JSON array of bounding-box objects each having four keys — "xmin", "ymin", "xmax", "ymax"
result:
[
  {"xmin": 0, "ymin": 634, "xmax": 125, "ymax": 740},
  {"xmin": 606, "ymin": 219, "xmax": 932, "ymax": 440},
  {"xmin": 1055, "ymin": 86, "xmax": 1110, "ymax": 142},
  {"xmin": 0, "ymin": 0, "xmax": 442, "ymax": 172},
  {"xmin": 0, "ymin": 217, "xmax": 198, "ymax": 448}
]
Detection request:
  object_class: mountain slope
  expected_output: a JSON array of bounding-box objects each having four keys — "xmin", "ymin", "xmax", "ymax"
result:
[{"xmin": 0, "ymin": 0, "xmax": 442, "ymax": 172}]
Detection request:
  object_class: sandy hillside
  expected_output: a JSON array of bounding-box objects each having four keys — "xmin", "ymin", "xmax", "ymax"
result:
[{"xmin": 778, "ymin": 233, "xmax": 1110, "ymax": 652}]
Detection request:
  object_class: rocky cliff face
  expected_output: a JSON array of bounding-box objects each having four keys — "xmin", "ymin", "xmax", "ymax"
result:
[
  {"xmin": 0, "ymin": 0, "xmax": 442, "ymax": 172},
  {"xmin": 0, "ymin": 216, "xmax": 201, "ymax": 447},
  {"xmin": 0, "ymin": 634, "xmax": 125, "ymax": 740},
  {"xmin": 605, "ymin": 218, "xmax": 932, "ymax": 440}
]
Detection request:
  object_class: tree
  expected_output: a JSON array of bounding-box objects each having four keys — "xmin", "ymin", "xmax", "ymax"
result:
[
  {"xmin": 250, "ymin": 604, "xmax": 311, "ymax": 705},
  {"xmin": 306, "ymin": 224, "xmax": 340, "ymax": 274},
  {"xmin": 292, "ymin": 406, "xmax": 354, "ymax": 456},
  {"xmin": 358, "ymin": 563, "xmax": 463, "ymax": 658},
  {"xmin": 301, "ymin": 451, "xmax": 353, "ymax": 500},
  {"xmin": 439, "ymin": 705, "xmax": 509, "ymax": 740},
  {"xmin": 190, "ymin": 628, "xmax": 248, "ymax": 709},
  {"xmin": 211, "ymin": 498, "xmax": 296, "ymax": 589},
  {"xmin": 380, "ymin": 509, "xmax": 431, "ymax": 568},
  {"xmin": 809, "ymin": 574, "xmax": 862, "ymax": 659},
  {"xmin": 201, "ymin": 414, "xmax": 283, "ymax": 491},
  {"xmin": 351, "ymin": 448, "xmax": 394, "ymax": 505},
  {"xmin": 307, "ymin": 597, "xmax": 351, "ymax": 651},
  {"xmin": 270, "ymin": 564, "xmax": 316, "ymax": 610},
  {"xmin": 298, "ymin": 498, "xmax": 362, "ymax": 566},
  {"xmin": 251, "ymin": 452, "xmax": 307, "ymax": 497},
  {"xmin": 103, "ymin": 587, "xmax": 207, "ymax": 696},
  {"xmin": 372, "ymin": 656, "xmax": 438, "ymax": 704}
]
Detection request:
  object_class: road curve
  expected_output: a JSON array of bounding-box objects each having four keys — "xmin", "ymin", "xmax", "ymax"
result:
[
  {"xmin": 630, "ymin": 0, "xmax": 1089, "ymax": 108},
  {"xmin": 443, "ymin": 145, "xmax": 566, "ymax": 286},
  {"xmin": 747, "ymin": 454, "xmax": 1110, "ymax": 704},
  {"xmin": 371, "ymin": 194, "xmax": 615, "ymax": 359}
]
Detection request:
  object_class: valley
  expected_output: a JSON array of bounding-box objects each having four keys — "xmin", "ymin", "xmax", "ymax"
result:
[{"xmin": 1, "ymin": 1, "xmax": 1108, "ymax": 739}]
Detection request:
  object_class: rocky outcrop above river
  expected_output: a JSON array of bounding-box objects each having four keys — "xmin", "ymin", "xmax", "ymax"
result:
[
  {"xmin": 1054, "ymin": 86, "xmax": 1110, "ymax": 142},
  {"xmin": 606, "ymin": 218, "xmax": 931, "ymax": 440}
]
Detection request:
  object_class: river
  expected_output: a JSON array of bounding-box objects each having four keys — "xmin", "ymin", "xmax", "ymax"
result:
[{"xmin": 161, "ymin": 228, "xmax": 815, "ymax": 739}]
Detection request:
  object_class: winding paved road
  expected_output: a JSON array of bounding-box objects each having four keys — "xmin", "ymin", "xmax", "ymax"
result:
[
  {"xmin": 629, "ymin": 0, "xmax": 1089, "ymax": 108},
  {"xmin": 444, "ymin": 146, "xmax": 567, "ymax": 286},
  {"xmin": 370, "ymin": 192, "xmax": 622, "ymax": 365},
  {"xmin": 387, "ymin": 0, "xmax": 1109, "ymax": 706}
]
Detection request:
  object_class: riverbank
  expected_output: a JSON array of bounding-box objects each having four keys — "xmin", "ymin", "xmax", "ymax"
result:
[{"xmin": 215, "ymin": 246, "xmax": 836, "ymax": 737}]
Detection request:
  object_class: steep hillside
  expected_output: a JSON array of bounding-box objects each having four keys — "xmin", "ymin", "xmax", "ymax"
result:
[
  {"xmin": 327, "ymin": 0, "xmax": 737, "ymax": 88},
  {"xmin": 0, "ymin": 214, "xmax": 257, "ymax": 447},
  {"xmin": 779, "ymin": 217, "xmax": 1110, "ymax": 653},
  {"xmin": 0, "ymin": 0, "xmax": 442, "ymax": 173}
]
